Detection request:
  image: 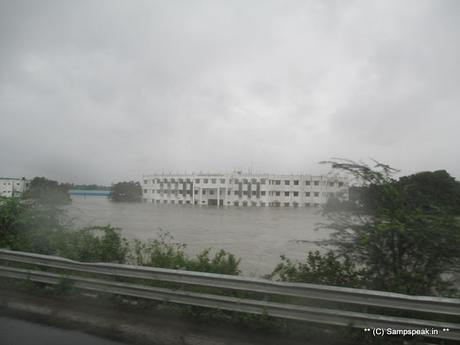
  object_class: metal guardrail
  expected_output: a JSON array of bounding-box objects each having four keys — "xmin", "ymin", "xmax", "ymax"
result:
[{"xmin": 0, "ymin": 249, "xmax": 459, "ymax": 341}]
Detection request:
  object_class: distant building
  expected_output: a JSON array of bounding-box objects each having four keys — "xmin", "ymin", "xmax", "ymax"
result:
[
  {"xmin": 141, "ymin": 172, "xmax": 348, "ymax": 207},
  {"xmin": 0, "ymin": 177, "xmax": 30, "ymax": 198}
]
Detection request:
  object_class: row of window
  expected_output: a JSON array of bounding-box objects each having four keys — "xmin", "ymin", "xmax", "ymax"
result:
[
  {"xmin": 144, "ymin": 189, "xmax": 325, "ymax": 198},
  {"xmin": 143, "ymin": 178, "xmax": 344, "ymax": 188},
  {"xmin": 147, "ymin": 199, "xmax": 321, "ymax": 207}
]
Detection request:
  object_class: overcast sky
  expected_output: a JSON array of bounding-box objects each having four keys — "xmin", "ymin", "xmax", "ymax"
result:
[{"xmin": 1, "ymin": 0, "xmax": 459, "ymax": 185}]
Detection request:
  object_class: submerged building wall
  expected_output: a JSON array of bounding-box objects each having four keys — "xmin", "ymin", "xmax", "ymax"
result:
[{"xmin": 141, "ymin": 173, "xmax": 347, "ymax": 207}]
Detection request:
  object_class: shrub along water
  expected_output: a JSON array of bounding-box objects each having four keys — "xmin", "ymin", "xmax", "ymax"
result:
[
  {"xmin": 0, "ymin": 197, "xmax": 240, "ymax": 275},
  {"xmin": 269, "ymin": 159, "xmax": 460, "ymax": 298}
]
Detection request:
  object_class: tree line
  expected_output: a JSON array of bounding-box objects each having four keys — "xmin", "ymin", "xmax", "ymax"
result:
[
  {"xmin": 270, "ymin": 159, "xmax": 460, "ymax": 297},
  {"xmin": 22, "ymin": 177, "xmax": 142, "ymax": 204}
]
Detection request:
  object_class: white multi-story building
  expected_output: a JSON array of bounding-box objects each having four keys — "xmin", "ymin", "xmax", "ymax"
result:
[
  {"xmin": 141, "ymin": 172, "xmax": 347, "ymax": 207},
  {"xmin": 0, "ymin": 177, "xmax": 30, "ymax": 198}
]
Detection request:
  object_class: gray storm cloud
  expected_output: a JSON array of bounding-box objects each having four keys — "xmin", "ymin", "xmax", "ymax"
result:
[{"xmin": 1, "ymin": 0, "xmax": 459, "ymax": 184}]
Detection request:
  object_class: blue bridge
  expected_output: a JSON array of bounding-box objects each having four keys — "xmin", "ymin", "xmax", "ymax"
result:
[{"xmin": 69, "ymin": 189, "xmax": 111, "ymax": 197}]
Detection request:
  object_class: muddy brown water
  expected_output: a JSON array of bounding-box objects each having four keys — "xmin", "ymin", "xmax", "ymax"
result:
[{"xmin": 65, "ymin": 196, "xmax": 331, "ymax": 276}]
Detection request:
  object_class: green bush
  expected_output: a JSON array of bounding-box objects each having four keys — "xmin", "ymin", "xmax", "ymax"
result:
[
  {"xmin": 0, "ymin": 197, "xmax": 64, "ymax": 255},
  {"xmin": 56, "ymin": 225, "xmax": 129, "ymax": 263},
  {"xmin": 128, "ymin": 230, "xmax": 241, "ymax": 275},
  {"xmin": 268, "ymin": 250, "xmax": 363, "ymax": 288}
]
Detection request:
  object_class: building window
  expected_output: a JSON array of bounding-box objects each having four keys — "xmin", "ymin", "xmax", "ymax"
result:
[
  {"xmin": 314, "ymin": 192, "xmax": 319, "ymax": 197},
  {"xmin": 194, "ymin": 190, "xmax": 198, "ymax": 194},
  {"xmin": 234, "ymin": 191, "xmax": 238, "ymax": 195},
  {"xmin": 261, "ymin": 191, "xmax": 266, "ymax": 196},
  {"xmin": 252, "ymin": 191, "xmax": 256, "ymax": 196},
  {"xmin": 284, "ymin": 202, "xmax": 290, "ymax": 207},
  {"xmin": 234, "ymin": 201, "xmax": 239, "ymax": 206},
  {"xmin": 275, "ymin": 180, "xmax": 281, "ymax": 185},
  {"xmin": 276, "ymin": 191, "xmax": 280, "ymax": 196},
  {"xmin": 328, "ymin": 181, "xmax": 335, "ymax": 187},
  {"xmin": 143, "ymin": 180, "xmax": 148, "ymax": 184},
  {"xmin": 209, "ymin": 190, "xmax": 214, "ymax": 195},
  {"xmin": 284, "ymin": 192, "xmax": 289, "ymax": 196},
  {"xmin": 251, "ymin": 178, "xmax": 257, "ymax": 183},
  {"xmin": 314, "ymin": 181, "xmax": 319, "ymax": 186},
  {"xmin": 243, "ymin": 179, "xmax": 248, "ymax": 184},
  {"xmin": 305, "ymin": 181, "xmax": 311, "ymax": 186},
  {"xmin": 293, "ymin": 191, "xmax": 299, "ymax": 197},
  {"xmin": 243, "ymin": 191, "xmax": 247, "ymax": 195},
  {"xmin": 294, "ymin": 180, "xmax": 299, "ymax": 185},
  {"xmin": 251, "ymin": 202, "xmax": 257, "ymax": 206},
  {"xmin": 284, "ymin": 180, "xmax": 290, "ymax": 185},
  {"xmin": 261, "ymin": 179, "xmax": 266, "ymax": 184},
  {"xmin": 202, "ymin": 190, "xmax": 207, "ymax": 195},
  {"xmin": 338, "ymin": 182, "xmax": 344, "ymax": 187},
  {"xmin": 143, "ymin": 189, "xmax": 147, "ymax": 193},
  {"xmin": 260, "ymin": 202, "xmax": 266, "ymax": 207},
  {"xmin": 211, "ymin": 178, "xmax": 216, "ymax": 183},
  {"xmin": 204, "ymin": 179, "xmax": 208, "ymax": 184},
  {"xmin": 195, "ymin": 179, "xmax": 200, "ymax": 183},
  {"xmin": 220, "ymin": 178, "xmax": 225, "ymax": 184},
  {"xmin": 305, "ymin": 192, "xmax": 310, "ymax": 197}
]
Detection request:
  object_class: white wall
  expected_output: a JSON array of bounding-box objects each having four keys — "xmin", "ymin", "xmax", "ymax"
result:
[
  {"xmin": 0, "ymin": 178, "xmax": 30, "ymax": 198},
  {"xmin": 141, "ymin": 173, "xmax": 348, "ymax": 207}
]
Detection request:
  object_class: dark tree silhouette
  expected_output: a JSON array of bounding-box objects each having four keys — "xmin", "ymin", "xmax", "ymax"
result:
[{"xmin": 109, "ymin": 181, "xmax": 142, "ymax": 202}]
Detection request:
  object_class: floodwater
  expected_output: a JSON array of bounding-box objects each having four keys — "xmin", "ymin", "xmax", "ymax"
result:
[{"xmin": 66, "ymin": 196, "xmax": 331, "ymax": 276}]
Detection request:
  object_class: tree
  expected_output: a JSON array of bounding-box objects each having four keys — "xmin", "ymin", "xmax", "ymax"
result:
[
  {"xmin": 72, "ymin": 184, "xmax": 111, "ymax": 191},
  {"xmin": 396, "ymin": 170, "xmax": 460, "ymax": 215},
  {"xmin": 25, "ymin": 177, "xmax": 71, "ymax": 206},
  {"xmin": 318, "ymin": 159, "xmax": 460, "ymax": 296},
  {"xmin": 0, "ymin": 197, "xmax": 66, "ymax": 254},
  {"xmin": 109, "ymin": 181, "xmax": 142, "ymax": 202}
]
